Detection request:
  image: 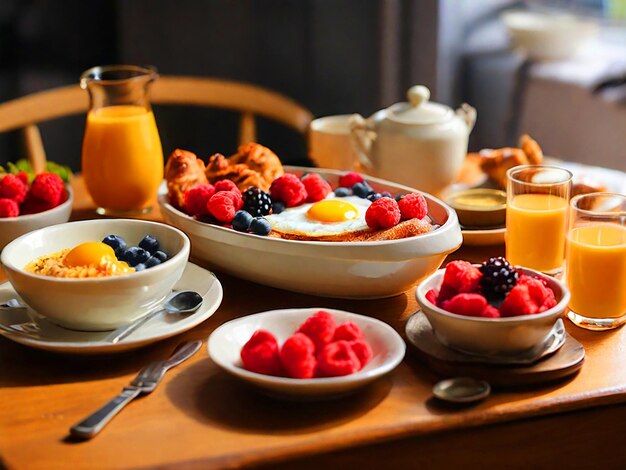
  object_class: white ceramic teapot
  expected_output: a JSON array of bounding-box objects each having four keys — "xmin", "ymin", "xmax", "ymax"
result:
[{"xmin": 349, "ymin": 85, "xmax": 476, "ymax": 195}]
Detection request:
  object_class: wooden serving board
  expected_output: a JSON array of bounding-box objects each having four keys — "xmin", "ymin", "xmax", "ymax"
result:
[{"xmin": 406, "ymin": 312, "xmax": 585, "ymax": 387}]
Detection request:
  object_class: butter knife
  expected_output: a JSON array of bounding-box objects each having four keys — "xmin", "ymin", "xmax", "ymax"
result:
[{"xmin": 69, "ymin": 339, "xmax": 201, "ymax": 439}]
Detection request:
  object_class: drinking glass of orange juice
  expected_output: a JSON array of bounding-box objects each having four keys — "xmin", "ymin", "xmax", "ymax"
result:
[
  {"xmin": 565, "ymin": 193, "xmax": 626, "ymax": 330},
  {"xmin": 506, "ymin": 165, "xmax": 572, "ymax": 274},
  {"xmin": 80, "ymin": 65, "xmax": 163, "ymax": 215}
]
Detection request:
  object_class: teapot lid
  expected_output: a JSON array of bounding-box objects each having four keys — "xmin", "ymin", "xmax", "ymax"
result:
[{"xmin": 387, "ymin": 85, "xmax": 453, "ymax": 125}]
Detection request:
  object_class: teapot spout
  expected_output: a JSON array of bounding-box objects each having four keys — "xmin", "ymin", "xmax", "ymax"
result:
[{"xmin": 456, "ymin": 103, "xmax": 477, "ymax": 133}]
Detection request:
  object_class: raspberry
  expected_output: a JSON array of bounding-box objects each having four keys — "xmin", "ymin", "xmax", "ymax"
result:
[
  {"xmin": 20, "ymin": 195, "xmax": 55, "ymax": 215},
  {"xmin": 440, "ymin": 293, "xmax": 488, "ymax": 317},
  {"xmin": 240, "ymin": 330, "xmax": 283, "ymax": 376},
  {"xmin": 16, "ymin": 171, "xmax": 29, "ymax": 185},
  {"xmin": 280, "ymin": 333, "xmax": 317, "ymax": 379},
  {"xmin": 439, "ymin": 261, "xmax": 482, "ymax": 302},
  {"xmin": 0, "ymin": 174, "xmax": 28, "ymax": 203},
  {"xmin": 270, "ymin": 173, "xmax": 307, "ymax": 207},
  {"xmin": 499, "ymin": 284, "xmax": 538, "ymax": 317},
  {"xmin": 482, "ymin": 305, "xmax": 501, "ymax": 318},
  {"xmin": 339, "ymin": 172, "xmax": 364, "ymax": 188},
  {"xmin": 425, "ymin": 288, "xmax": 439, "ymax": 305},
  {"xmin": 365, "ymin": 197, "xmax": 401, "ymax": 229},
  {"xmin": 29, "ymin": 173, "xmax": 64, "ymax": 206},
  {"xmin": 206, "ymin": 191, "xmax": 243, "ymax": 223},
  {"xmin": 316, "ymin": 340, "xmax": 361, "ymax": 377},
  {"xmin": 214, "ymin": 179, "xmax": 241, "ymax": 195},
  {"xmin": 349, "ymin": 340, "xmax": 373, "ymax": 369},
  {"xmin": 296, "ymin": 310, "xmax": 336, "ymax": 351},
  {"xmin": 183, "ymin": 184, "xmax": 215, "ymax": 216},
  {"xmin": 333, "ymin": 321, "xmax": 364, "ymax": 342},
  {"xmin": 517, "ymin": 275, "xmax": 557, "ymax": 312},
  {"xmin": 0, "ymin": 198, "xmax": 19, "ymax": 217},
  {"xmin": 397, "ymin": 192, "xmax": 428, "ymax": 220},
  {"xmin": 302, "ymin": 174, "xmax": 331, "ymax": 203}
]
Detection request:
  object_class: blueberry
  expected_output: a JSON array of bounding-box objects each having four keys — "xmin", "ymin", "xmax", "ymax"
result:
[
  {"xmin": 381, "ymin": 191, "xmax": 393, "ymax": 199},
  {"xmin": 334, "ymin": 187, "xmax": 351, "ymax": 197},
  {"xmin": 134, "ymin": 263, "xmax": 146, "ymax": 272},
  {"xmin": 250, "ymin": 217, "xmax": 271, "ymax": 236},
  {"xmin": 138, "ymin": 235, "xmax": 159, "ymax": 254},
  {"xmin": 367, "ymin": 193, "xmax": 383, "ymax": 202},
  {"xmin": 152, "ymin": 250, "xmax": 168, "ymax": 262},
  {"xmin": 122, "ymin": 246, "xmax": 150, "ymax": 267},
  {"xmin": 352, "ymin": 182, "xmax": 374, "ymax": 198},
  {"xmin": 232, "ymin": 210, "xmax": 254, "ymax": 232},
  {"xmin": 271, "ymin": 201, "xmax": 285, "ymax": 215},
  {"xmin": 145, "ymin": 256, "xmax": 161, "ymax": 268},
  {"xmin": 102, "ymin": 235, "xmax": 126, "ymax": 253}
]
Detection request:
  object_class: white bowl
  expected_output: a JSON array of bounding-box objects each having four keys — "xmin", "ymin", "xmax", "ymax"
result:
[
  {"xmin": 158, "ymin": 166, "xmax": 462, "ymax": 299},
  {"xmin": 0, "ymin": 185, "xmax": 73, "ymax": 251},
  {"xmin": 207, "ymin": 307, "xmax": 406, "ymax": 398},
  {"xmin": 415, "ymin": 267, "xmax": 570, "ymax": 356},
  {"xmin": 1, "ymin": 219, "xmax": 190, "ymax": 331},
  {"xmin": 502, "ymin": 10, "xmax": 598, "ymax": 61}
]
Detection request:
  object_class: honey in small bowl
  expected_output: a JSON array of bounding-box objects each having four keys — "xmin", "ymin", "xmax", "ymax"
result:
[{"xmin": 446, "ymin": 189, "xmax": 506, "ymax": 228}]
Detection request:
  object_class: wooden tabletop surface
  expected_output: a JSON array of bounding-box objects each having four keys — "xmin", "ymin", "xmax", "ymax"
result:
[{"xmin": 1, "ymin": 175, "xmax": 626, "ymax": 469}]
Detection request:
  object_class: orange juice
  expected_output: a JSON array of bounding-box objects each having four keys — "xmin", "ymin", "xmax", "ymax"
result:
[
  {"xmin": 82, "ymin": 105, "xmax": 163, "ymax": 212},
  {"xmin": 566, "ymin": 224, "xmax": 626, "ymax": 318},
  {"xmin": 506, "ymin": 193, "xmax": 568, "ymax": 272}
]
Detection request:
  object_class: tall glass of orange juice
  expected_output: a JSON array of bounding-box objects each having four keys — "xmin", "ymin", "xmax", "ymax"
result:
[
  {"xmin": 80, "ymin": 65, "xmax": 163, "ymax": 215},
  {"xmin": 506, "ymin": 165, "xmax": 572, "ymax": 274},
  {"xmin": 566, "ymin": 193, "xmax": 626, "ymax": 330}
]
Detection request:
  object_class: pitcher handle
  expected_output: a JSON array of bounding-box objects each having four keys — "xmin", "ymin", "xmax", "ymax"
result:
[
  {"xmin": 456, "ymin": 103, "xmax": 477, "ymax": 133},
  {"xmin": 349, "ymin": 114, "xmax": 376, "ymax": 171}
]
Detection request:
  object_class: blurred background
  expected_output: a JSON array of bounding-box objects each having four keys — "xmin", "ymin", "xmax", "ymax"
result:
[{"xmin": 0, "ymin": 0, "xmax": 624, "ymax": 171}]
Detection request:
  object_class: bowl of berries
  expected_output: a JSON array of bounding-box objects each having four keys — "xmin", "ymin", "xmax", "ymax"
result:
[
  {"xmin": 1, "ymin": 219, "xmax": 190, "ymax": 331},
  {"xmin": 158, "ymin": 165, "xmax": 462, "ymax": 299},
  {"xmin": 0, "ymin": 172, "xmax": 73, "ymax": 250},
  {"xmin": 208, "ymin": 308, "xmax": 406, "ymax": 398},
  {"xmin": 415, "ymin": 258, "xmax": 570, "ymax": 356}
]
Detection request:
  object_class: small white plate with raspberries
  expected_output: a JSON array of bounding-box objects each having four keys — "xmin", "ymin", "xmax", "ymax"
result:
[{"xmin": 207, "ymin": 307, "xmax": 406, "ymax": 399}]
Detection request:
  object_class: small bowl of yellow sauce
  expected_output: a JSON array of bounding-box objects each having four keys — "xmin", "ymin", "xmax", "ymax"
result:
[{"xmin": 446, "ymin": 189, "xmax": 506, "ymax": 228}]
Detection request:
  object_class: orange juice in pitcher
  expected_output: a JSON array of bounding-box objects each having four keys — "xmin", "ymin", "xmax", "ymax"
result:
[{"xmin": 80, "ymin": 66, "xmax": 163, "ymax": 215}]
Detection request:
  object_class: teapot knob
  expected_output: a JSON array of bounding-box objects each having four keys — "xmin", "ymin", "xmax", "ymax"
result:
[{"xmin": 408, "ymin": 85, "xmax": 430, "ymax": 108}]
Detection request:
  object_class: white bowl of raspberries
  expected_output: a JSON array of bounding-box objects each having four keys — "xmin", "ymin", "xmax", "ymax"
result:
[
  {"xmin": 0, "ymin": 172, "xmax": 73, "ymax": 250},
  {"xmin": 415, "ymin": 258, "xmax": 570, "ymax": 356},
  {"xmin": 208, "ymin": 308, "xmax": 406, "ymax": 398}
]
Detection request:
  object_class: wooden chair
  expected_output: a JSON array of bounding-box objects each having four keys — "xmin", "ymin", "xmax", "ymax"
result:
[{"xmin": 0, "ymin": 76, "xmax": 314, "ymax": 173}]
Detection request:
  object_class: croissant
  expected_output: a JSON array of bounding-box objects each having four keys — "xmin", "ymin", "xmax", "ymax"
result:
[
  {"xmin": 164, "ymin": 148, "xmax": 208, "ymax": 209},
  {"xmin": 205, "ymin": 143, "xmax": 284, "ymax": 192}
]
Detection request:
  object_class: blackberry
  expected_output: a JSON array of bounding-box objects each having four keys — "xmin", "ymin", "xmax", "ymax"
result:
[
  {"xmin": 479, "ymin": 257, "xmax": 519, "ymax": 299},
  {"xmin": 242, "ymin": 186, "xmax": 272, "ymax": 216}
]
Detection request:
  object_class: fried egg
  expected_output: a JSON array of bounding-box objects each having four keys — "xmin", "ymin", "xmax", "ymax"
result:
[
  {"xmin": 64, "ymin": 242, "xmax": 133, "ymax": 272},
  {"xmin": 266, "ymin": 195, "xmax": 371, "ymax": 237}
]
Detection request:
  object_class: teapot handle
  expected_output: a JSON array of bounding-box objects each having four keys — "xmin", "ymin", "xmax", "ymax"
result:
[
  {"xmin": 349, "ymin": 114, "xmax": 376, "ymax": 171},
  {"xmin": 456, "ymin": 103, "xmax": 477, "ymax": 133}
]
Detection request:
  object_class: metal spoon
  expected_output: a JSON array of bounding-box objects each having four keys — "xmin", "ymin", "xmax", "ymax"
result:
[
  {"xmin": 432, "ymin": 377, "xmax": 491, "ymax": 404},
  {"xmin": 104, "ymin": 291, "xmax": 203, "ymax": 344},
  {"xmin": 0, "ymin": 298, "xmax": 27, "ymax": 309}
]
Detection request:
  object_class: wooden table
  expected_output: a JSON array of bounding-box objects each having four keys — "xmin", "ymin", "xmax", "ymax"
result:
[{"xmin": 1, "ymin": 178, "xmax": 626, "ymax": 469}]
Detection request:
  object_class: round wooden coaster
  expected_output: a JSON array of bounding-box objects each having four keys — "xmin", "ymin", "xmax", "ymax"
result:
[{"xmin": 405, "ymin": 312, "xmax": 585, "ymax": 387}]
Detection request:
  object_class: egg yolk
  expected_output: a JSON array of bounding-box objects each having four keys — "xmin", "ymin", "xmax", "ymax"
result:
[
  {"xmin": 306, "ymin": 200, "xmax": 358, "ymax": 222},
  {"xmin": 64, "ymin": 242, "xmax": 118, "ymax": 268}
]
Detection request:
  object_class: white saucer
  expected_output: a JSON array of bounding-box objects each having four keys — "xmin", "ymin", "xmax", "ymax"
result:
[
  {"xmin": 461, "ymin": 227, "xmax": 506, "ymax": 246},
  {"xmin": 0, "ymin": 262, "xmax": 222, "ymax": 354}
]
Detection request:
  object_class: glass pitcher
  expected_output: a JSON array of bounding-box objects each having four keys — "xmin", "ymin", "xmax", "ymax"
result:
[{"xmin": 80, "ymin": 65, "xmax": 163, "ymax": 215}]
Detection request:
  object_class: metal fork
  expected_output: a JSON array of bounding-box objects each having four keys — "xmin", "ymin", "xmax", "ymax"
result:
[{"xmin": 69, "ymin": 340, "xmax": 202, "ymax": 439}]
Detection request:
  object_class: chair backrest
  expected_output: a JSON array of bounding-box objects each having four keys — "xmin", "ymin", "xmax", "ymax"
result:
[{"xmin": 0, "ymin": 76, "xmax": 313, "ymax": 173}]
